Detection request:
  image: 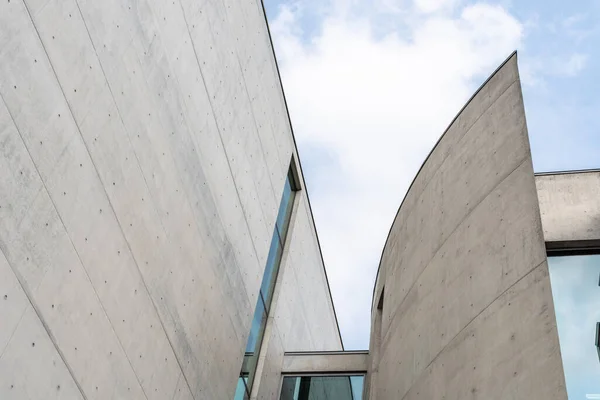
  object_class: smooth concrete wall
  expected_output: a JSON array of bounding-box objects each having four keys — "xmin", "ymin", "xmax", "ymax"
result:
[
  {"xmin": 367, "ymin": 53, "xmax": 567, "ymax": 399},
  {"xmin": 536, "ymin": 171, "xmax": 600, "ymax": 247},
  {"xmin": 0, "ymin": 0, "xmax": 340, "ymax": 398},
  {"xmin": 281, "ymin": 351, "xmax": 369, "ymax": 374}
]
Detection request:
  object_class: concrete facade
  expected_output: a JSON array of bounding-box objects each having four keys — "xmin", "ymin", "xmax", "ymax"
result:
[
  {"xmin": 281, "ymin": 351, "xmax": 369, "ymax": 374},
  {"xmin": 536, "ymin": 170, "xmax": 600, "ymax": 250},
  {"xmin": 367, "ymin": 54, "xmax": 567, "ymax": 399},
  {"xmin": 0, "ymin": 1, "xmax": 341, "ymax": 399}
]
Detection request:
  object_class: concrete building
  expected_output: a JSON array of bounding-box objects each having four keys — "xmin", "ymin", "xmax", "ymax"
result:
[
  {"xmin": 0, "ymin": 1, "xmax": 597, "ymax": 399},
  {"xmin": 367, "ymin": 53, "xmax": 600, "ymax": 400},
  {"xmin": 0, "ymin": 0, "xmax": 342, "ymax": 398}
]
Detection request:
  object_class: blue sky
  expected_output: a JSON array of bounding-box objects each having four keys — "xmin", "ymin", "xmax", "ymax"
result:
[{"xmin": 263, "ymin": 0, "xmax": 600, "ymax": 364}]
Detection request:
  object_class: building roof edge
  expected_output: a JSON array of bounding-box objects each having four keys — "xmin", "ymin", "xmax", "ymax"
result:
[
  {"xmin": 370, "ymin": 50, "xmax": 519, "ymax": 311},
  {"xmin": 535, "ymin": 168, "xmax": 600, "ymax": 176}
]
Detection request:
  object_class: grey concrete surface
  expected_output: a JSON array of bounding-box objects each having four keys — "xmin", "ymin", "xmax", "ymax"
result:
[
  {"xmin": 281, "ymin": 351, "xmax": 369, "ymax": 374},
  {"xmin": 536, "ymin": 170, "xmax": 600, "ymax": 249},
  {"xmin": 0, "ymin": 0, "xmax": 341, "ymax": 398},
  {"xmin": 368, "ymin": 53, "xmax": 567, "ymax": 399}
]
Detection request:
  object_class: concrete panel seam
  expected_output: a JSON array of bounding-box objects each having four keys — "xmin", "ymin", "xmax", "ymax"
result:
[
  {"xmin": 382, "ymin": 155, "xmax": 529, "ymax": 345},
  {"xmin": 234, "ymin": 50, "xmax": 278, "ymax": 203},
  {"xmin": 14, "ymin": 185, "xmax": 45, "ymax": 232},
  {"xmin": 400, "ymin": 79, "xmax": 519, "ymax": 228},
  {"xmin": 398, "ymin": 258, "xmax": 547, "ymax": 400},
  {"xmin": 176, "ymin": 0, "xmax": 264, "ymax": 283},
  {"xmin": 15, "ymin": 4, "xmax": 150, "ymax": 398},
  {"xmin": 69, "ymin": 2, "xmax": 197, "ymax": 397},
  {"xmin": 0, "ymin": 108, "xmax": 87, "ymax": 398},
  {"xmin": 372, "ymin": 77, "xmax": 519, "ymax": 309},
  {"xmin": 0, "ymin": 288, "xmax": 28, "ymax": 360},
  {"xmin": 220, "ymin": 0, "xmax": 279, "ymax": 207},
  {"xmin": 170, "ymin": 372, "xmax": 182, "ymax": 400}
]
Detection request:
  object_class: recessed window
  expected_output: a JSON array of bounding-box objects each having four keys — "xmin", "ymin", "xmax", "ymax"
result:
[{"xmin": 236, "ymin": 166, "xmax": 299, "ymax": 398}]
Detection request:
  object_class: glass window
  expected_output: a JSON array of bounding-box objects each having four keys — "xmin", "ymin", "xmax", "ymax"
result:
[
  {"xmin": 260, "ymin": 230, "xmax": 283, "ymax": 307},
  {"xmin": 245, "ymin": 295, "xmax": 267, "ymax": 354},
  {"xmin": 280, "ymin": 376, "xmax": 300, "ymax": 399},
  {"xmin": 234, "ymin": 377, "xmax": 249, "ymax": 400},
  {"xmin": 276, "ymin": 174, "xmax": 295, "ymax": 241},
  {"xmin": 548, "ymin": 255, "xmax": 600, "ymax": 399},
  {"xmin": 280, "ymin": 376, "xmax": 364, "ymax": 400},
  {"xmin": 350, "ymin": 376, "xmax": 364, "ymax": 400},
  {"xmin": 236, "ymin": 166, "xmax": 299, "ymax": 398}
]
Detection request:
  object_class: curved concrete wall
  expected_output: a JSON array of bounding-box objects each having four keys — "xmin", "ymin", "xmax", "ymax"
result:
[
  {"xmin": 0, "ymin": 0, "xmax": 341, "ymax": 399},
  {"xmin": 368, "ymin": 53, "xmax": 567, "ymax": 399}
]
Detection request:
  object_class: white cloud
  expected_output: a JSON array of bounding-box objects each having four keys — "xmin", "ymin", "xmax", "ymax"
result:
[
  {"xmin": 562, "ymin": 53, "xmax": 588, "ymax": 76},
  {"xmin": 561, "ymin": 13, "xmax": 598, "ymax": 43},
  {"xmin": 415, "ymin": 0, "xmax": 460, "ymax": 13},
  {"xmin": 562, "ymin": 13, "xmax": 586, "ymax": 29},
  {"xmin": 521, "ymin": 52, "xmax": 588, "ymax": 87},
  {"xmin": 270, "ymin": 0, "xmax": 523, "ymax": 349}
]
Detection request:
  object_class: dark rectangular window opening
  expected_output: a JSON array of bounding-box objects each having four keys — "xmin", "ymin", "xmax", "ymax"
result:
[{"xmin": 235, "ymin": 164, "xmax": 300, "ymax": 399}]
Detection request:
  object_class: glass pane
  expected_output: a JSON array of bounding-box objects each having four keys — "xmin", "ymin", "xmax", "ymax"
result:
[
  {"xmin": 244, "ymin": 296, "xmax": 267, "ymax": 393},
  {"xmin": 245, "ymin": 295, "xmax": 268, "ymax": 354},
  {"xmin": 280, "ymin": 377, "xmax": 300, "ymax": 400},
  {"xmin": 548, "ymin": 255, "xmax": 600, "ymax": 399},
  {"xmin": 279, "ymin": 376, "xmax": 363, "ymax": 400},
  {"xmin": 276, "ymin": 175, "xmax": 295, "ymax": 242},
  {"xmin": 260, "ymin": 230, "xmax": 283, "ymax": 307},
  {"xmin": 237, "ymin": 167, "xmax": 298, "ymax": 399},
  {"xmin": 234, "ymin": 377, "xmax": 249, "ymax": 400},
  {"xmin": 350, "ymin": 376, "xmax": 364, "ymax": 400}
]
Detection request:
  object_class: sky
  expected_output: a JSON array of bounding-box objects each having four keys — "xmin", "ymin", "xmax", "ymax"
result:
[{"xmin": 263, "ymin": 0, "xmax": 600, "ymax": 359}]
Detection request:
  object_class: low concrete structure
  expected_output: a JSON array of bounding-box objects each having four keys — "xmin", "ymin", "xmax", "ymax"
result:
[
  {"xmin": 536, "ymin": 170, "xmax": 600, "ymax": 251},
  {"xmin": 282, "ymin": 351, "xmax": 369, "ymax": 374}
]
